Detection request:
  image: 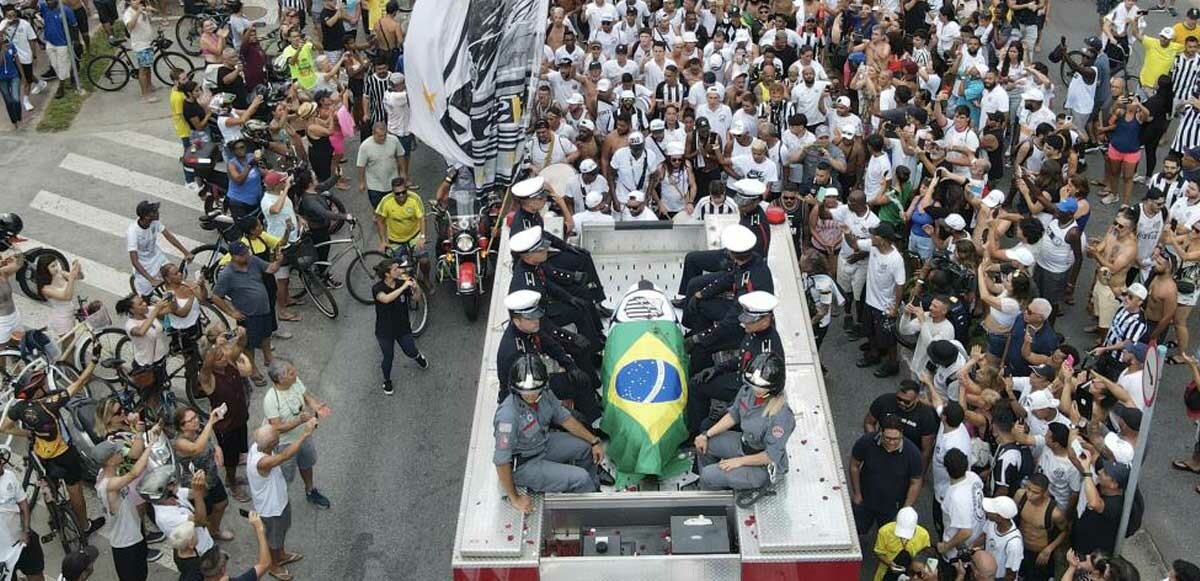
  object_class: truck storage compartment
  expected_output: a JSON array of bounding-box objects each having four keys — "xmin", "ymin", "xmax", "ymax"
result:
[{"xmin": 540, "ymin": 496, "xmax": 737, "ymax": 558}]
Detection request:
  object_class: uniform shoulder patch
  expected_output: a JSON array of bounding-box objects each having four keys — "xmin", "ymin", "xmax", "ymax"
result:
[
  {"xmin": 498, "ymin": 422, "xmax": 513, "ymax": 433},
  {"xmin": 771, "ymin": 425, "xmax": 785, "ymax": 439}
]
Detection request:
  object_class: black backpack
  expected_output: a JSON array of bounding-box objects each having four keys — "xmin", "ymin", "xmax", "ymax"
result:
[{"xmin": 994, "ymin": 442, "xmax": 1035, "ymax": 495}]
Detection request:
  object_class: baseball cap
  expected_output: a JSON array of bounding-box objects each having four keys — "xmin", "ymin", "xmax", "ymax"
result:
[
  {"xmin": 1114, "ymin": 403, "xmax": 1143, "ymax": 431},
  {"xmin": 199, "ymin": 548, "xmax": 230, "ymax": 577},
  {"xmin": 628, "ymin": 131, "xmax": 645, "ymax": 145},
  {"xmin": 567, "ymin": 92, "xmax": 585, "ymax": 105},
  {"xmin": 1123, "ymin": 342, "xmax": 1149, "ymax": 363},
  {"xmin": 1161, "ymin": 26, "xmax": 1176, "ymax": 39},
  {"xmin": 1022, "ymin": 87, "xmax": 1045, "ymax": 102},
  {"xmin": 584, "ymin": 191, "xmax": 604, "ymax": 209},
  {"xmin": 894, "ymin": 507, "xmax": 919, "ymax": 539},
  {"xmin": 626, "ymin": 190, "xmax": 646, "ymax": 203},
  {"xmin": 1190, "ymin": 7, "xmax": 1200, "ymax": 19},
  {"xmin": 1025, "ymin": 389, "xmax": 1060, "ymax": 411},
  {"xmin": 835, "ymin": 96, "xmax": 851, "ymax": 108},
  {"xmin": 93, "ymin": 440, "xmax": 123, "ymax": 464},
  {"xmin": 135, "ymin": 200, "xmax": 160, "ymax": 218},
  {"xmin": 982, "ymin": 190, "xmax": 1006, "ymax": 209},
  {"xmin": 1104, "ymin": 432, "xmax": 1135, "ymax": 464},
  {"xmin": 62, "ymin": 546, "xmax": 99, "ymax": 580},
  {"xmin": 840, "ymin": 125, "xmax": 858, "ymax": 139},
  {"xmin": 730, "ymin": 120, "xmax": 747, "ymax": 135},
  {"xmin": 229, "ymin": 241, "xmax": 251, "ymax": 256},
  {"xmin": 1101, "ymin": 458, "xmax": 1132, "ymax": 488},
  {"xmin": 579, "ymin": 158, "xmax": 598, "ymax": 173},
  {"xmin": 596, "ymin": 78, "xmax": 612, "ymax": 92},
  {"xmin": 649, "ymin": 118, "xmax": 666, "ymax": 131},
  {"xmin": 1005, "ymin": 246, "xmax": 1036, "ymax": 267},
  {"xmin": 1056, "ymin": 197, "xmax": 1079, "ymax": 214},
  {"xmin": 264, "ymin": 170, "xmax": 288, "ymax": 189},
  {"xmin": 941, "ymin": 214, "xmax": 966, "ymax": 232},
  {"xmin": 1126, "ymin": 282, "xmax": 1148, "ymax": 300},
  {"xmin": 982, "ymin": 496, "xmax": 1018, "ymax": 519},
  {"xmin": 1031, "ymin": 364, "xmax": 1056, "ymax": 380},
  {"xmin": 870, "ymin": 222, "xmax": 901, "ymax": 242},
  {"xmin": 578, "ymin": 119, "xmax": 596, "ymax": 132}
]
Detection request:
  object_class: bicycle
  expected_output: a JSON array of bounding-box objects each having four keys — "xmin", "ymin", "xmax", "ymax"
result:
[
  {"xmin": 13, "ymin": 444, "xmax": 86, "ymax": 555},
  {"xmin": 185, "ymin": 210, "xmax": 245, "ymax": 287},
  {"xmin": 86, "ymin": 30, "xmax": 198, "ymax": 92},
  {"xmin": 93, "ymin": 355, "xmax": 181, "ymax": 426},
  {"xmin": 16, "ymin": 246, "xmax": 68, "ymax": 303},
  {"xmin": 1058, "ymin": 45, "xmax": 1141, "ymax": 96}
]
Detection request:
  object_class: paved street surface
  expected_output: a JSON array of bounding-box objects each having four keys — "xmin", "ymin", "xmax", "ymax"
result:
[{"xmin": 0, "ymin": 0, "xmax": 1197, "ymax": 579}]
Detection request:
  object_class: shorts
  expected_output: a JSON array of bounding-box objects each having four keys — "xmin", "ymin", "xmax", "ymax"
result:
[
  {"xmin": 215, "ymin": 425, "xmax": 249, "ymax": 469},
  {"xmin": 908, "ymin": 234, "xmax": 933, "ymax": 261},
  {"xmin": 95, "ymin": 0, "xmax": 117, "ymax": 23},
  {"xmin": 395, "ymin": 133, "xmax": 416, "ymax": 156},
  {"xmin": 41, "ymin": 446, "xmax": 85, "ymax": 485},
  {"xmin": 15, "ymin": 532, "xmax": 43, "ymax": 575},
  {"xmin": 1033, "ymin": 267, "xmax": 1070, "ymax": 305},
  {"xmin": 273, "ymin": 264, "xmax": 291, "ymax": 281},
  {"xmin": 986, "ymin": 330, "xmax": 1011, "ymax": 357},
  {"xmin": 1018, "ymin": 23, "xmax": 1039, "ymax": 48},
  {"xmin": 275, "ymin": 437, "xmax": 317, "ymax": 482},
  {"xmin": 240, "ymin": 313, "xmax": 277, "ymax": 349},
  {"xmin": 19, "ymin": 63, "xmax": 33, "ymax": 83},
  {"xmin": 1180, "ymin": 286, "xmax": 1199, "ymax": 307},
  {"xmin": 45, "ymin": 45, "xmax": 71, "ymax": 81},
  {"xmin": 1106, "ymin": 145, "xmax": 1141, "ymax": 164},
  {"xmin": 836, "ymin": 255, "xmax": 868, "ymax": 300},
  {"xmin": 368, "ymin": 189, "xmax": 388, "ymax": 210},
  {"xmin": 1092, "ymin": 281, "xmax": 1121, "ymax": 328},
  {"xmin": 205, "ymin": 476, "xmax": 229, "ymax": 506},
  {"xmin": 0, "ymin": 309, "xmax": 20, "ymax": 343},
  {"xmin": 863, "ymin": 305, "xmax": 896, "ymax": 351},
  {"xmin": 261, "ymin": 502, "xmax": 292, "ymax": 549}
]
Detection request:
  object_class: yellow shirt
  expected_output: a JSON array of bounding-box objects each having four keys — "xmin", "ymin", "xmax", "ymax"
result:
[
  {"xmin": 170, "ymin": 88, "xmax": 190, "ymax": 139},
  {"xmin": 1174, "ymin": 22, "xmax": 1200, "ymax": 46},
  {"xmin": 375, "ymin": 192, "xmax": 425, "ymax": 244},
  {"xmin": 1140, "ymin": 36, "xmax": 1183, "ymax": 87},
  {"xmin": 872, "ymin": 522, "xmax": 932, "ymax": 581},
  {"xmin": 218, "ymin": 233, "xmax": 282, "ymax": 266}
]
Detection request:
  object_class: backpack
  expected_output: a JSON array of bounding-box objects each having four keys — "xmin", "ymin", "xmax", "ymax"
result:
[
  {"xmin": 1017, "ymin": 492, "xmax": 1057, "ymax": 533},
  {"xmin": 993, "ymin": 442, "xmax": 1035, "ymax": 496}
]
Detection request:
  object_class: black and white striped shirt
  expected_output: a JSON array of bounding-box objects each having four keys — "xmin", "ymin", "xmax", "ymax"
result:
[
  {"xmin": 364, "ymin": 73, "xmax": 391, "ymax": 124},
  {"xmin": 1172, "ymin": 53, "xmax": 1200, "ymax": 110},
  {"xmin": 694, "ymin": 195, "xmax": 738, "ymax": 218},
  {"xmin": 1103, "ymin": 307, "xmax": 1147, "ymax": 358}
]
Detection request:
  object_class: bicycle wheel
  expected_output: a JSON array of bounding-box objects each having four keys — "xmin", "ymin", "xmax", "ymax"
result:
[
  {"xmin": 300, "ymin": 269, "xmax": 339, "ymax": 318},
  {"xmin": 346, "ymin": 250, "xmax": 389, "ymax": 305},
  {"xmin": 75, "ymin": 327, "xmax": 129, "ymax": 383},
  {"xmin": 50, "ymin": 499, "xmax": 85, "ymax": 554},
  {"xmin": 175, "ymin": 15, "xmax": 203, "ymax": 56},
  {"xmin": 185, "ymin": 243, "xmax": 224, "ymax": 286},
  {"xmin": 409, "ymin": 281, "xmax": 430, "ymax": 337},
  {"xmin": 0, "ymin": 349, "xmax": 24, "ymax": 385},
  {"xmin": 200, "ymin": 301, "xmax": 230, "ymax": 333},
  {"xmin": 85, "ymin": 55, "xmax": 131, "ymax": 92},
  {"xmin": 154, "ymin": 51, "xmax": 197, "ymax": 86},
  {"xmin": 17, "ymin": 248, "xmax": 67, "ymax": 302}
]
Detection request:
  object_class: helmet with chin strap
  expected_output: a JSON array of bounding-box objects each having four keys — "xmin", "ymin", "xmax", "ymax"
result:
[
  {"xmin": 508, "ymin": 354, "xmax": 548, "ymax": 395},
  {"xmin": 742, "ymin": 352, "xmax": 786, "ymax": 396}
]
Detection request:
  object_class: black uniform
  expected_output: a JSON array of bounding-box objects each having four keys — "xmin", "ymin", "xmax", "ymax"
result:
[
  {"xmin": 675, "ymin": 207, "xmax": 772, "ymax": 295},
  {"xmin": 510, "ymin": 258, "xmax": 606, "ymax": 349},
  {"xmin": 495, "ymin": 324, "xmax": 603, "ymax": 424},
  {"xmin": 686, "ymin": 326, "xmax": 784, "ymax": 432},
  {"xmin": 511, "ymin": 206, "xmax": 606, "ymax": 303},
  {"xmin": 684, "ymin": 255, "xmax": 775, "ymax": 348}
]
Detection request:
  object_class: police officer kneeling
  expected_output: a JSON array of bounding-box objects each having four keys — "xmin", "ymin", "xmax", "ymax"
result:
[
  {"xmin": 509, "ymin": 225, "xmax": 607, "ymax": 349},
  {"xmin": 674, "ymin": 178, "xmax": 771, "ymax": 304},
  {"xmin": 695, "ymin": 352, "xmax": 795, "ymax": 492},
  {"xmin": 494, "ymin": 355, "xmax": 606, "ymax": 514},
  {"xmin": 687, "ymin": 291, "xmax": 783, "ymax": 434},
  {"xmin": 682, "ymin": 224, "xmax": 774, "ymax": 348}
]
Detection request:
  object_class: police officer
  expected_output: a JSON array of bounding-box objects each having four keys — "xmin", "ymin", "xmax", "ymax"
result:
[
  {"xmin": 687, "ymin": 291, "xmax": 784, "ymax": 433},
  {"xmin": 694, "ymin": 352, "xmax": 795, "ymax": 491},
  {"xmin": 496, "ymin": 290, "xmax": 602, "ymax": 425},
  {"xmin": 509, "ymin": 226, "xmax": 606, "ymax": 349},
  {"xmin": 494, "ymin": 355, "xmax": 605, "ymax": 514},
  {"xmin": 674, "ymin": 178, "xmax": 772, "ymax": 302},
  {"xmin": 683, "ymin": 224, "xmax": 775, "ymax": 348},
  {"xmin": 510, "ymin": 176, "xmax": 609, "ymax": 313}
]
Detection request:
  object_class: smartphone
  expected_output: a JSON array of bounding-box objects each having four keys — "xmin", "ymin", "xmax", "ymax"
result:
[
  {"xmin": 1065, "ymin": 354, "xmax": 1075, "ymax": 368},
  {"xmin": 1064, "ymin": 114, "xmax": 1073, "ymax": 124},
  {"xmin": 238, "ymin": 508, "xmax": 250, "ymax": 518},
  {"xmin": 1071, "ymin": 439, "xmax": 1085, "ymax": 457}
]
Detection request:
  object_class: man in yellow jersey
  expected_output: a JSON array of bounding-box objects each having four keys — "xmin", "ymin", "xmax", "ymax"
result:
[
  {"xmin": 375, "ymin": 175, "xmax": 430, "ymax": 284},
  {"xmin": 276, "ymin": 29, "xmax": 316, "ymax": 90},
  {"xmin": 1133, "ymin": 25, "xmax": 1183, "ymax": 90},
  {"xmin": 1175, "ymin": 8, "xmax": 1200, "ymax": 45},
  {"xmin": 169, "ymin": 69, "xmax": 199, "ymax": 191}
]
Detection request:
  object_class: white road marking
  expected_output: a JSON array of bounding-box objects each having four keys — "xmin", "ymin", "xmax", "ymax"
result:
[
  {"xmin": 58, "ymin": 153, "xmax": 205, "ymax": 212},
  {"xmin": 30, "ymin": 191, "xmax": 203, "ymax": 259},
  {"xmin": 97, "ymin": 130, "xmax": 184, "ymax": 159},
  {"xmin": 19, "ymin": 236, "xmax": 131, "ymax": 297}
]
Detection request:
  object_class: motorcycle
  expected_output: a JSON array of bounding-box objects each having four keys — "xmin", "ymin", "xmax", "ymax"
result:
[
  {"xmin": 181, "ymin": 138, "xmax": 229, "ymax": 214},
  {"xmin": 433, "ymin": 189, "xmax": 501, "ymax": 321}
]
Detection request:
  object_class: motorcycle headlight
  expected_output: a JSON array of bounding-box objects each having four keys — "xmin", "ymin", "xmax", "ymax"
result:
[{"xmin": 455, "ymin": 232, "xmax": 474, "ymax": 252}]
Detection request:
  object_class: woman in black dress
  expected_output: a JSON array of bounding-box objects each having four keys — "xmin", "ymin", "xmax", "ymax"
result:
[
  {"xmin": 373, "ymin": 258, "xmax": 427, "ymax": 395},
  {"xmin": 306, "ymin": 91, "xmax": 336, "ymax": 182}
]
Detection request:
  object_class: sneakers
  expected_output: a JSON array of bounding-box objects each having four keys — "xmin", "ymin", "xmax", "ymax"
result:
[
  {"xmin": 1133, "ymin": 175, "xmax": 1147, "ymax": 184},
  {"xmin": 382, "ymin": 380, "xmax": 394, "ymax": 395},
  {"xmin": 185, "ymin": 181, "xmax": 202, "ymax": 193},
  {"xmin": 415, "ymin": 355, "xmax": 429, "ymax": 369},
  {"xmin": 146, "ymin": 547, "xmax": 163, "ymax": 563},
  {"xmin": 31, "ymin": 79, "xmax": 46, "ymax": 95},
  {"xmin": 306, "ymin": 488, "xmax": 331, "ymax": 509},
  {"xmin": 1100, "ymin": 193, "xmax": 1120, "ymax": 205},
  {"xmin": 84, "ymin": 517, "xmax": 106, "ymax": 536},
  {"xmin": 22, "ymin": 97, "xmax": 32, "ymax": 111},
  {"xmin": 144, "ymin": 530, "xmax": 165, "ymax": 544},
  {"xmin": 273, "ymin": 330, "xmax": 293, "ymax": 340}
]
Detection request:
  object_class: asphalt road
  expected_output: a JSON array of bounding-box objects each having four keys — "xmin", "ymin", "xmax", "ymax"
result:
[{"xmin": 1, "ymin": 0, "xmax": 1198, "ymax": 578}]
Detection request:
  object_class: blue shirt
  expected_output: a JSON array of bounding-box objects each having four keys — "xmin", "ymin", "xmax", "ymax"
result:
[
  {"xmin": 226, "ymin": 155, "xmax": 263, "ymax": 206},
  {"xmin": 1003, "ymin": 316, "xmax": 1060, "ymax": 377},
  {"xmin": 38, "ymin": 2, "xmax": 77, "ymax": 47},
  {"xmin": 0, "ymin": 47, "xmax": 18, "ymax": 81}
]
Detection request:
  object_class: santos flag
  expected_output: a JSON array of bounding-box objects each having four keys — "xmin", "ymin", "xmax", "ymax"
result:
[{"xmin": 403, "ymin": 0, "xmax": 548, "ymax": 191}]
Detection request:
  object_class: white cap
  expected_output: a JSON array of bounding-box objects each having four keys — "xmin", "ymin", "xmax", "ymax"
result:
[
  {"xmin": 579, "ymin": 158, "xmax": 599, "ymax": 173},
  {"xmin": 721, "ymin": 224, "xmax": 757, "ymax": 253},
  {"xmin": 649, "ymin": 118, "xmax": 666, "ymax": 131},
  {"xmin": 510, "ymin": 226, "xmax": 550, "ymax": 254},
  {"xmin": 705, "ymin": 86, "xmax": 721, "ymax": 96},
  {"xmin": 620, "ymin": 89, "xmax": 636, "ymax": 100},
  {"xmin": 1025, "ymin": 389, "xmax": 1060, "ymax": 411},
  {"xmin": 894, "ymin": 507, "xmax": 918, "ymax": 539},
  {"xmin": 504, "ymin": 289, "xmax": 543, "ymax": 317},
  {"xmin": 737, "ymin": 291, "xmax": 779, "ymax": 317},
  {"xmin": 666, "ymin": 141, "xmax": 685, "ymax": 156},
  {"xmin": 682, "ymin": 30, "xmax": 698, "ymax": 43},
  {"xmin": 835, "ymin": 96, "xmax": 851, "ymax": 108},
  {"xmin": 981, "ymin": 496, "xmax": 1019, "ymax": 519},
  {"xmin": 628, "ymin": 131, "xmax": 645, "ymax": 144},
  {"xmin": 1005, "ymin": 246, "xmax": 1036, "ymax": 267},
  {"xmin": 730, "ymin": 120, "xmax": 747, "ymax": 135},
  {"xmin": 511, "ymin": 176, "xmax": 546, "ymax": 199},
  {"xmin": 567, "ymin": 92, "xmax": 585, "ymax": 105},
  {"xmin": 708, "ymin": 53, "xmax": 723, "ymax": 69},
  {"xmin": 1022, "ymin": 87, "xmax": 1045, "ymax": 101},
  {"xmin": 734, "ymin": 178, "xmax": 767, "ymax": 198},
  {"xmin": 597, "ymin": 78, "xmax": 612, "ymax": 92},
  {"xmin": 942, "ymin": 214, "xmax": 966, "ymax": 232},
  {"xmin": 734, "ymin": 28, "xmax": 751, "ymax": 43},
  {"xmin": 584, "ymin": 190, "xmax": 605, "ymax": 209},
  {"xmin": 1104, "ymin": 432, "xmax": 1136, "ymax": 464},
  {"xmin": 578, "ymin": 118, "xmax": 596, "ymax": 132},
  {"xmin": 1161, "ymin": 26, "xmax": 1176, "ymax": 39},
  {"xmin": 841, "ymin": 125, "xmax": 858, "ymax": 138},
  {"xmin": 982, "ymin": 190, "xmax": 1006, "ymax": 208},
  {"xmin": 1126, "ymin": 282, "xmax": 1148, "ymax": 300},
  {"xmin": 626, "ymin": 190, "xmax": 646, "ymax": 203}
]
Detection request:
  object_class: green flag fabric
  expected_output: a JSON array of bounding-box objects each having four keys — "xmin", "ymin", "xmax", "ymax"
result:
[{"xmin": 600, "ymin": 320, "xmax": 692, "ymax": 488}]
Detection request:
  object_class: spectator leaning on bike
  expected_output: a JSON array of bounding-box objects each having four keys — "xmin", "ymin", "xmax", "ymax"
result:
[
  {"xmin": 116, "ymin": 293, "xmax": 172, "ymax": 402},
  {"xmin": 374, "ymin": 175, "xmax": 428, "ymax": 284},
  {"xmin": 210, "ymin": 241, "xmax": 284, "ymax": 386},
  {"xmin": 0, "ymin": 448, "xmax": 46, "ymax": 581},
  {"xmin": 263, "ymin": 359, "xmax": 332, "ymax": 509},
  {"xmin": 0, "ymin": 360, "xmax": 104, "ymax": 537},
  {"xmin": 127, "ymin": 201, "xmax": 194, "ymax": 297}
]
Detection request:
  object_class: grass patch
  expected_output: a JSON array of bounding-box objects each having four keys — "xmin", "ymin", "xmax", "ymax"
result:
[{"xmin": 37, "ymin": 25, "xmax": 122, "ymax": 132}]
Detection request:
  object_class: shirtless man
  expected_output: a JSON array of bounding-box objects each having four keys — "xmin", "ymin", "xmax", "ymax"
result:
[
  {"xmin": 545, "ymin": 7, "xmax": 571, "ymax": 51},
  {"xmin": 372, "ymin": 2, "xmax": 405, "ymax": 56},
  {"xmin": 1014, "ymin": 474, "xmax": 1069, "ymax": 581},
  {"xmin": 1143, "ymin": 247, "xmax": 1179, "ymax": 343},
  {"xmin": 574, "ymin": 120, "xmax": 601, "ymax": 163},
  {"xmin": 600, "ymin": 113, "xmax": 633, "ymax": 187},
  {"xmin": 1085, "ymin": 207, "xmax": 1138, "ymax": 334}
]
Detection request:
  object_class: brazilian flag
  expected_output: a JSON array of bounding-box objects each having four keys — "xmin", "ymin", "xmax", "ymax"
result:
[{"xmin": 601, "ymin": 321, "xmax": 692, "ymax": 488}]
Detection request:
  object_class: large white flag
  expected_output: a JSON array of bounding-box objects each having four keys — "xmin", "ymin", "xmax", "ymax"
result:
[{"xmin": 404, "ymin": 0, "xmax": 549, "ymax": 192}]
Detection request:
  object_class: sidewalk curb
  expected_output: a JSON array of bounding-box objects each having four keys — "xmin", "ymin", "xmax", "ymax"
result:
[{"xmin": 1125, "ymin": 529, "xmax": 1169, "ymax": 578}]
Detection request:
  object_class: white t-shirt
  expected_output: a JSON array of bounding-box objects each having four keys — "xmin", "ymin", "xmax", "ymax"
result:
[
  {"xmin": 0, "ymin": 470, "xmax": 25, "ymax": 558},
  {"xmin": 941, "ymin": 125, "xmax": 980, "ymax": 177},
  {"xmin": 983, "ymin": 521, "xmax": 1024, "ymax": 577},
  {"xmin": 602, "ymin": 58, "xmax": 640, "ymax": 84},
  {"xmin": 155, "ymin": 489, "xmax": 215, "ymax": 556},
  {"xmin": 980, "ymin": 85, "xmax": 1010, "ymax": 121},
  {"xmin": 806, "ymin": 273, "xmax": 838, "ymax": 327},
  {"xmin": 789, "ymin": 81, "xmax": 827, "ymax": 125},
  {"xmin": 122, "ymin": 7, "xmax": 156, "ymax": 51},
  {"xmin": 863, "ymin": 153, "xmax": 891, "ymax": 200},
  {"xmin": 861, "ymin": 243, "xmax": 907, "ymax": 312},
  {"xmin": 97, "ymin": 476, "xmax": 143, "ymax": 548},
  {"xmin": 831, "ymin": 205, "xmax": 879, "ymax": 258},
  {"xmin": 217, "ymin": 116, "xmax": 245, "ymax": 143},
  {"xmin": 260, "ymin": 193, "xmax": 300, "ymax": 244},
  {"xmin": 697, "ymin": 103, "xmax": 733, "ymax": 137},
  {"xmin": 248, "ymin": 444, "xmax": 289, "ymax": 517},
  {"xmin": 935, "ymin": 20, "xmax": 962, "ymax": 57},
  {"xmin": 1038, "ymin": 450, "xmax": 1083, "ymax": 507},
  {"xmin": 932, "ymin": 417, "xmax": 973, "ymax": 504},
  {"xmin": 124, "ymin": 317, "xmax": 168, "ymax": 367},
  {"xmin": 1, "ymin": 18, "xmax": 37, "ymax": 64},
  {"xmin": 941, "ymin": 472, "xmax": 985, "ymax": 559},
  {"xmin": 528, "ymin": 134, "xmax": 577, "ymax": 172},
  {"xmin": 384, "ymin": 90, "xmax": 411, "ymax": 137},
  {"xmin": 831, "ymin": 112, "xmax": 863, "ymax": 140},
  {"xmin": 726, "ymin": 155, "xmax": 778, "ymax": 188},
  {"xmin": 1106, "ymin": 2, "xmax": 1141, "ymax": 36},
  {"xmin": 620, "ymin": 206, "xmax": 660, "ymax": 221},
  {"xmin": 1169, "ymin": 198, "xmax": 1200, "ymax": 228},
  {"xmin": 610, "ymin": 147, "xmax": 663, "ymax": 196},
  {"xmin": 567, "ymin": 175, "xmax": 610, "ymax": 213},
  {"xmin": 126, "ymin": 220, "xmax": 166, "ymax": 274}
]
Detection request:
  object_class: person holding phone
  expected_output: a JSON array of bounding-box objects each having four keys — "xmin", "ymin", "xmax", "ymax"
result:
[
  {"xmin": 95, "ymin": 426, "xmax": 161, "ymax": 581},
  {"xmin": 173, "ymin": 405, "xmax": 234, "ymax": 543},
  {"xmin": 262, "ymin": 359, "xmax": 332, "ymax": 509},
  {"xmin": 198, "ymin": 327, "xmax": 255, "ymax": 503}
]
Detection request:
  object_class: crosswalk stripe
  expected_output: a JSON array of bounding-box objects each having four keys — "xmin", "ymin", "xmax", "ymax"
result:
[
  {"xmin": 59, "ymin": 153, "xmax": 205, "ymax": 212},
  {"xmin": 30, "ymin": 191, "xmax": 204, "ymax": 259},
  {"xmin": 19, "ymin": 237, "xmax": 132, "ymax": 297},
  {"xmin": 97, "ymin": 130, "xmax": 184, "ymax": 159}
]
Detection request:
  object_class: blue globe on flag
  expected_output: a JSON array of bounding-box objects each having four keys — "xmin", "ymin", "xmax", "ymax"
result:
[{"xmin": 614, "ymin": 359, "xmax": 683, "ymax": 404}]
